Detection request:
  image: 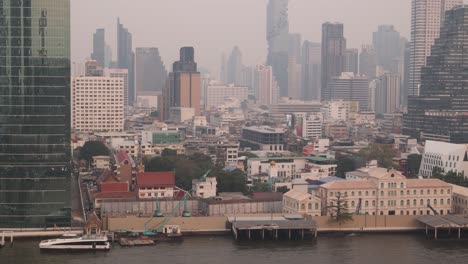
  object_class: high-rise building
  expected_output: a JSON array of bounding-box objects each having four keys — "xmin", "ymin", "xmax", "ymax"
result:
[
  {"xmin": 135, "ymin": 48, "xmax": 167, "ymax": 96},
  {"xmin": 254, "ymin": 65, "xmax": 276, "ymax": 105},
  {"xmin": 288, "ymin": 33, "xmax": 302, "ymax": 63},
  {"xmin": 104, "ymin": 68, "xmax": 129, "ymax": 107},
  {"xmin": 288, "ymin": 57, "xmax": 302, "ymax": 99},
  {"xmin": 344, "ymin": 48, "xmax": 359, "ymax": 74},
  {"xmin": 327, "ymin": 72, "xmax": 370, "ymax": 111},
  {"xmin": 0, "ymin": 0, "xmax": 72, "ymax": 228},
  {"xmin": 302, "ymin": 41, "xmax": 321, "ymax": 100},
  {"xmin": 375, "ymin": 73, "xmax": 401, "ymax": 114},
  {"xmin": 85, "ymin": 60, "xmax": 103, "ymax": 76},
  {"xmin": 163, "ymin": 47, "xmax": 201, "ymax": 120},
  {"xmin": 71, "ymin": 77, "xmax": 125, "ymax": 132},
  {"xmin": 359, "ymin": 45, "xmax": 377, "ymax": 79},
  {"xmin": 104, "ymin": 44, "xmax": 112, "ymax": 68},
  {"xmin": 321, "ymin": 22, "xmax": 347, "ymax": 100},
  {"xmin": 267, "ymin": 0, "xmax": 289, "ymax": 97},
  {"xmin": 91, "ymin": 28, "xmax": 105, "ymax": 67},
  {"xmin": 404, "ymin": 5, "xmax": 468, "ymax": 144},
  {"xmin": 227, "ymin": 46, "xmax": 243, "ymax": 85},
  {"xmin": 205, "ymin": 84, "xmax": 249, "ymax": 110},
  {"xmin": 409, "ymin": 0, "xmax": 463, "ymax": 96},
  {"xmin": 373, "ymin": 25, "xmax": 402, "ymax": 70},
  {"xmin": 220, "ymin": 53, "xmax": 227, "ymax": 84},
  {"xmin": 117, "ymin": 18, "xmax": 135, "ymax": 104}
]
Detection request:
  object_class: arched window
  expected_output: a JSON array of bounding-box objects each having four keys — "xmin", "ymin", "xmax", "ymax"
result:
[
  {"xmin": 365, "ymin": 191, "xmax": 369, "ymax": 196},
  {"xmin": 365, "ymin": 201, "xmax": 369, "ymax": 207},
  {"xmin": 434, "ymin": 199, "xmax": 437, "ymax": 205},
  {"xmin": 420, "ymin": 199, "xmax": 423, "ymax": 206},
  {"xmin": 301, "ymin": 204, "xmax": 305, "ymax": 210},
  {"xmin": 400, "ymin": 200, "xmax": 404, "ymax": 206},
  {"xmin": 380, "ymin": 201, "xmax": 384, "ymax": 207},
  {"xmin": 400, "ymin": 183, "xmax": 404, "ymax": 188},
  {"xmin": 372, "ymin": 200, "xmax": 376, "ymax": 206},
  {"xmin": 434, "ymin": 190, "xmax": 437, "ymax": 195},
  {"xmin": 448, "ymin": 199, "xmax": 451, "ymax": 205},
  {"xmin": 315, "ymin": 203, "xmax": 319, "ymax": 210},
  {"xmin": 441, "ymin": 189, "xmax": 444, "ymax": 195},
  {"xmin": 359, "ymin": 191, "xmax": 362, "ymax": 196},
  {"xmin": 413, "ymin": 199, "xmax": 416, "ymax": 206},
  {"xmin": 427, "ymin": 199, "xmax": 430, "ymax": 205},
  {"xmin": 420, "ymin": 190, "xmax": 423, "ymax": 195},
  {"xmin": 352, "ymin": 192, "xmax": 355, "ymax": 197},
  {"xmin": 351, "ymin": 201, "xmax": 355, "ymax": 207},
  {"xmin": 441, "ymin": 199, "xmax": 444, "ymax": 205},
  {"xmin": 381, "ymin": 191, "xmax": 384, "ymax": 196},
  {"xmin": 308, "ymin": 204, "xmax": 312, "ymax": 210}
]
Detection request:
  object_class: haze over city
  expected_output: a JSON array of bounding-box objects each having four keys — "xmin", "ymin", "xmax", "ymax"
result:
[{"xmin": 72, "ymin": 0, "xmax": 413, "ymax": 75}]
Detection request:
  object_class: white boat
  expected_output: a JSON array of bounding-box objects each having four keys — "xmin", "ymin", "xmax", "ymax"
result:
[{"xmin": 39, "ymin": 234, "xmax": 110, "ymax": 251}]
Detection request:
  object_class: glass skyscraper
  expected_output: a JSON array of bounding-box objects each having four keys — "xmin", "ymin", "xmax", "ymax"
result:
[{"xmin": 0, "ymin": 0, "xmax": 71, "ymax": 228}]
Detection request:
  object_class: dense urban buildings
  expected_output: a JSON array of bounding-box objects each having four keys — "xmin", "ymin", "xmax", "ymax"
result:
[
  {"xmin": 91, "ymin": 28, "xmax": 105, "ymax": 67},
  {"xmin": 163, "ymin": 47, "xmax": 201, "ymax": 119},
  {"xmin": 0, "ymin": 0, "xmax": 72, "ymax": 228},
  {"xmin": 409, "ymin": 0, "xmax": 463, "ymax": 96},
  {"xmin": 117, "ymin": 18, "xmax": 135, "ymax": 104},
  {"xmin": 404, "ymin": 6, "xmax": 468, "ymax": 143},
  {"xmin": 321, "ymin": 22, "xmax": 347, "ymax": 100},
  {"xmin": 301, "ymin": 41, "xmax": 321, "ymax": 100},
  {"xmin": 135, "ymin": 48, "xmax": 167, "ymax": 96},
  {"xmin": 359, "ymin": 45, "xmax": 377, "ymax": 79},
  {"xmin": 266, "ymin": 0, "xmax": 290, "ymax": 97},
  {"xmin": 205, "ymin": 84, "xmax": 249, "ymax": 110},
  {"xmin": 71, "ymin": 77, "xmax": 125, "ymax": 132},
  {"xmin": 327, "ymin": 72, "xmax": 370, "ymax": 111}
]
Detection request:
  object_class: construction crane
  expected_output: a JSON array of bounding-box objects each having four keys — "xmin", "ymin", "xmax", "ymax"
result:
[
  {"xmin": 143, "ymin": 168, "xmax": 212, "ymax": 235},
  {"xmin": 427, "ymin": 204, "xmax": 439, "ymax": 215},
  {"xmin": 355, "ymin": 198, "xmax": 362, "ymax": 215}
]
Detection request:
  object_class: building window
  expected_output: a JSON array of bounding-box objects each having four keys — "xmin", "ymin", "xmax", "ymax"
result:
[
  {"xmin": 365, "ymin": 201, "xmax": 369, "ymax": 207},
  {"xmin": 420, "ymin": 199, "xmax": 423, "ymax": 206},
  {"xmin": 441, "ymin": 199, "xmax": 444, "ymax": 205},
  {"xmin": 380, "ymin": 201, "xmax": 384, "ymax": 207},
  {"xmin": 372, "ymin": 201, "xmax": 376, "ymax": 207},
  {"xmin": 315, "ymin": 203, "xmax": 319, "ymax": 210},
  {"xmin": 365, "ymin": 191, "xmax": 369, "ymax": 196},
  {"xmin": 308, "ymin": 204, "xmax": 312, "ymax": 210},
  {"xmin": 400, "ymin": 200, "xmax": 404, "ymax": 206}
]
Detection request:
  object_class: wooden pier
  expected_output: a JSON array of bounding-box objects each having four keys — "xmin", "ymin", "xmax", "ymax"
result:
[
  {"xmin": 418, "ymin": 215, "xmax": 468, "ymax": 239},
  {"xmin": 228, "ymin": 215, "xmax": 318, "ymax": 241}
]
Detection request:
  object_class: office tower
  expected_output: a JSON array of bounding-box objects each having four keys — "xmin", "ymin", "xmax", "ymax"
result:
[
  {"xmin": 359, "ymin": 45, "xmax": 377, "ymax": 79},
  {"xmin": 288, "ymin": 33, "xmax": 302, "ymax": 63},
  {"xmin": 104, "ymin": 68, "xmax": 129, "ymax": 107},
  {"xmin": 104, "ymin": 44, "xmax": 112, "ymax": 68},
  {"xmin": 327, "ymin": 72, "xmax": 370, "ymax": 111},
  {"xmin": 220, "ymin": 53, "xmax": 227, "ymax": 84},
  {"xmin": 71, "ymin": 77, "xmax": 124, "ymax": 132},
  {"xmin": 0, "ymin": 0, "xmax": 71, "ymax": 228},
  {"xmin": 135, "ymin": 48, "xmax": 167, "ymax": 97},
  {"xmin": 288, "ymin": 57, "xmax": 302, "ymax": 99},
  {"xmin": 117, "ymin": 18, "xmax": 135, "ymax": 104},
  {"xmin": 302, "ymin": 41, "xmax": 321, "ymax": 100},
  {"xmin": 409, "ymin": 0, "xmax": 463, "ymax": 96},
  {"xmin": 321, "ymin": 22, "xmax": 347, "ymax": 100},
  {"xmin": 254, "ymin": 65, "xmax": 276, "ymax": 105},
  {"xmin": 375, "ymin": 73, "xmax": 401, "ymax": 114},
  {"xmin": 267, "ymin": 0, "xmax": 289, "ymax": 97},
  {"xmin": 91, "ymin": 28, "xmax": 105, "ymax": 67},
  {"xmin": 163, "ymin": 47, "xmax": 201, "ymax": 120},
  {"xmin": 345, "ymin": 48, "xmax": 359, "ymax": 74},
  {"xmin": 85, "ymin": 60, "xmax": 103, "ymax": 76},
  {"xmin": 227, "ymin": 46, "xmax": 243, "ymax": 85},
  {"xmin": 372, "ymin": 25, "xmax": 402, "ymax": 70},
  {"xmin": 402, "ymin": 42, "xmax": 411, "ymax": 107},
  {"xmin": 404, "ymin": 6, "xmax": 468, "ymax": 143},
  {"xmin": 240, "ymin": 66, "xmax": 255, "ymax": 92}
]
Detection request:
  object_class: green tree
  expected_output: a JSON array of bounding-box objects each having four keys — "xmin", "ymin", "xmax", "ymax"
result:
[
  {"xmin": 358, "ymin": 144, "xmax": 397, "ymax": 168},
  {"xmin": 161, "ymin": 148, "xmax": 177, "ymax": 157},
  {"xmin": 407, "ymin": 154, "xmax": 422, "ymax": 178},
  {"xmin": 79, "ymin": 141, "xmax": 110, "ymax": 162},
  {"xmin": 215, "ymin": 169, "xmax": 248, "ymax": 194},
  {"xmin": 327, "ymin": 193, "xmax": 353, "ymax": 224},
  {"xmin": 276, "ymin": 186, "xmax": 290, "ymax": 194},
  {"xmin": 336, "ymin": 156, "xmax": 366, "ymax": 178}
]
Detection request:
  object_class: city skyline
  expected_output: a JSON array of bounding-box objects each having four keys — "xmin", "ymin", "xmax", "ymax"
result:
[{"xmin": 71, "ymin": 0, "xmax": 415, "ymax": 76}]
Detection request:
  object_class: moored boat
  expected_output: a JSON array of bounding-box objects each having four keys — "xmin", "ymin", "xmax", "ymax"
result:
[{"xmin": 39, "ymin": 234, "xmax": 110, "ymax": 251}]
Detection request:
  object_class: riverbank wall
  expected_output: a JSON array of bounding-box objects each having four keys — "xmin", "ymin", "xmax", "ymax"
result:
[{"xmin": 105, "ymin": 214, "xmax": 426, "ymax": 234}]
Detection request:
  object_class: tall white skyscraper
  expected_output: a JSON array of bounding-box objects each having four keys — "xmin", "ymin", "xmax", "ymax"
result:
[
  {"xmin": 254, "ymin": 65, "xmax": 276, "ymax": 105},
  {"xmin": 409, "ymin": 0, "xmax": 463, "ymax": 96}
]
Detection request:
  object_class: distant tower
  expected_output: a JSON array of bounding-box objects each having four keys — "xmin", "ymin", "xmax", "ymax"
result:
[
  {"xmin": 163, "ymin": 47, "xmax": 201, "ymax": 120},
  {"xmin": 227, "ymin": 46, "xmax": 243, "ymax": 85},
  {"xmin": 321, "ymin": 22, "xmax": 347, "ymax": 101},
  {"xmin": 135, "ymin": 48, "xmax": 167, "ymax": 96},
  {"xmin": 117, "ymin": 18, "xmax": 135, "ymax": 104},
  {"xmin": 254, "ymin": 65, "xmax": 276, "ymax": 105},
  {"xmin": 91, "ymin": 28, "xmax": 105, "ymax": 67},
  {"xmin": 359, "ymin": 45, "xmax": 377, "ymax": 79},
  {"xmin": 344, "ymin": 48, "xmax": 359, "ymax": 74},
  {"xmin": 372, "ymin": 25, "xmax": 402, "ymax": 71},
  {"xmin": 302, "ymin": 41, "xmax": 321, "ymax": 100},
  {"xmin": 267, "ymin": 0, "xmax": 289, "ymax": 97}
]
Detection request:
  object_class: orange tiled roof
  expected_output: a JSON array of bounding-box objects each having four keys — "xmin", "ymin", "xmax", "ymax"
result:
[
  {"xmin": 406, "ymin": 179, "xmax": 452, "ymax": 188},
  {"xmin": 320, "ymin": 180, "xmax": 377, "ymax": 190}
]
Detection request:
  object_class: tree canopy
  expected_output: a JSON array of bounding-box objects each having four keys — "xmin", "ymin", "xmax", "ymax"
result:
[
  {"xmin": 432, "ymin": 167, "xmax": 468, "ymax": 187},
  {"xmin": 358, "ymin": 144, "xmax": 397, "ymax": 168},
  {"xmin": 79, "ymin": 141, "xmax": 110, "ymax": 162},
  {"xmin": 406, "ymin": 154, "xmax": 422, "ymax": 178},
  {"xmin": 336, "ymin": 155, "xmax": 367, "ymax": 178}
]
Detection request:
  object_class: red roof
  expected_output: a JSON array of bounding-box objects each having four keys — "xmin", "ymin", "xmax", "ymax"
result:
[
  {"xmin": 251, "ymin": 192, "xmax": 283, "ymax": 200},
  {"xmin": 116, "ymin": 150, "xmax": 134, "ymax": 166},
  {"xmin": 137, "ymin": 172, "xmax": 175, "ymax": 188},
  {"xmin": 94, "ymin": 192, "xmax": 136, "ymax": 199},
  {"xmin": 101, "ymin": 182, "xmax": 129, "ymax": 192}
]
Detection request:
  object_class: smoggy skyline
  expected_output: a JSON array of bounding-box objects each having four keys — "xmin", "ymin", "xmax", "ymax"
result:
[{"xmin": 72, "ymin": 0, "xmax": 415, "ymax": 77}]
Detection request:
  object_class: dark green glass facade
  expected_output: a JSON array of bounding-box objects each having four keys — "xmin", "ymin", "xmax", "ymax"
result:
[{"xmin": 0, "ymin": 0, "xmax": 71, "ymax": 228}]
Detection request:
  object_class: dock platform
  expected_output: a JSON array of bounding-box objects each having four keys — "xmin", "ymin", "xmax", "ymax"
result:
[{"xmin": 417, "ymin": 215, "xmax": 468, "ymax": 239}]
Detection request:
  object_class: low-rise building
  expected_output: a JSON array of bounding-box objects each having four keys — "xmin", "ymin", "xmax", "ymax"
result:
[
  {"xmin": 451, "ymin": 184, "xmax": 468, "ymax": 214},
  {"xmin": 240, "ymin": 126, "xmax": 285, "ymax": 151},
  {"xmin": 92, "ymin": 155, "xmax": 111, "ymax": 170},
  {"xmin": 283, "ymin": 190, "xmax": 321, "ymax": 216},
  {"xmin": 192, "ymin": 177, "xmax": 217, "ymax": 198},
  {"xmin": 137, "ymin": 171, "xmax": 175, "ymax": 199},
  {"xmin": 319, "ymin": 169, "xmax": 453, "ymax": 216}
]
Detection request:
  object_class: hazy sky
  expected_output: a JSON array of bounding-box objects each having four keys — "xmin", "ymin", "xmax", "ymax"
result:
[{"xmin": 72, "ymin": 0, "xmax": 413, "ymax": 77}]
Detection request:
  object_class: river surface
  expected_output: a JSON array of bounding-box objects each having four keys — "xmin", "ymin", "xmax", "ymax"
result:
[{"xmin": 1, "ymin": 234, "xmax": 468, "ymax": 264}]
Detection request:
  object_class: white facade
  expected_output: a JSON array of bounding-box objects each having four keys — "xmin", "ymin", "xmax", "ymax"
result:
[
  {"xmin": 302, "ymin": 112, "xmax": 323, "ymax": 140},
  {"xmin": 376, "ymin": 73, "xmax": 401, "ymax": 114},
  {"xmin": 192, "ymin": 177, "xmax": 217, "ymax": 198},
  {"xmin": 409, "ymin": 0, "xmax": 463, "ymax": 96},
  {"xmin": 170, "ymin": 107, "xmax": 195, "ymax": 123},
  {"xmin": 138, "ymin": 186, "xmax": 174, "ymax": 199},
  {"xmin": 322, "ymin": 100, "xmax": 359, "ymax": 122},
  {"xmin": 419, "ymin": 140, "xmax": 468, "ymax": 178},
  {"xmin": 71, "ymin": 77, "xmax": 124, "ymax": 132},
  {"xmin": 104, "ymin": 68, "xmax": 129, "ymax": 106},
  {"xmin": 254, "ymin": 65, "xmax": 275, "ymax": 105},
  {"xmin": 283, "ymin": 190, "xmax": 322, "ymax": 216},
  {"xmin": 205, "ymin": 84, "xmax": 248, "ymax": 110}
]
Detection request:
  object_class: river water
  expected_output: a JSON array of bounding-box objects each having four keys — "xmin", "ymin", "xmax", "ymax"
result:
[{"xmin": 1, "ymin": 234, "xmax": 468, "ymax": 264}]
